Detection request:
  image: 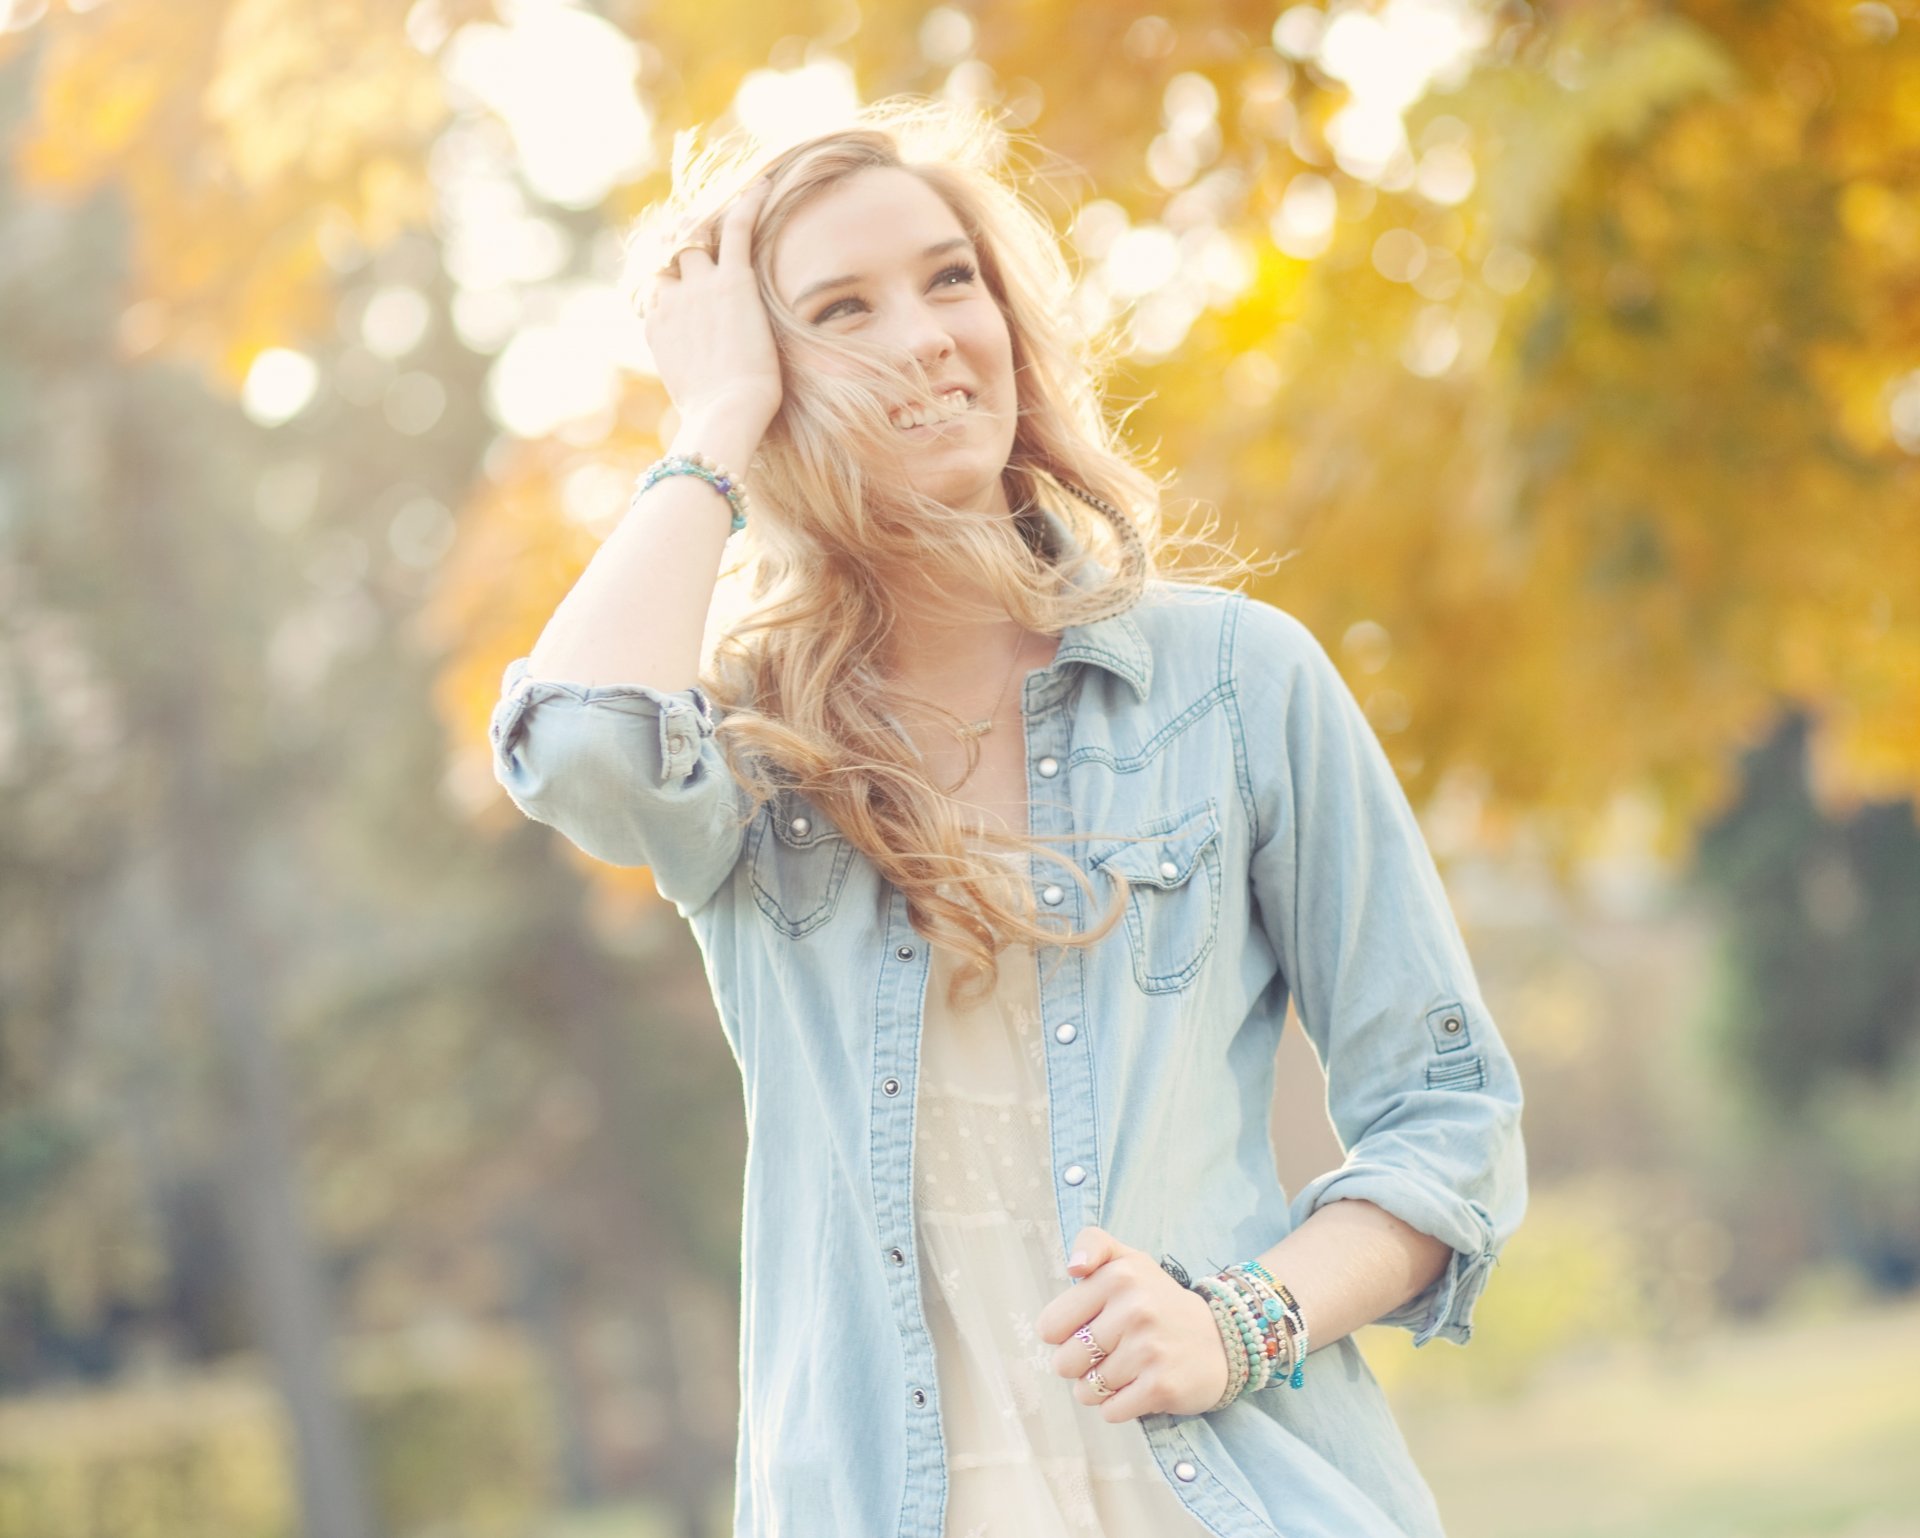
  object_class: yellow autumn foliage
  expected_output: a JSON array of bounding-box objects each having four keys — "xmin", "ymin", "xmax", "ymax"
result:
[{"xmin": 9, "ymin": 0, "xmax": 1915, "ymax": 913}]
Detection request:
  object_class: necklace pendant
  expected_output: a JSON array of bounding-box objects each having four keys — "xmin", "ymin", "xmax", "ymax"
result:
[{"xmin": 955, "ymin": 719, "xmax": 993, "ymax": 740}]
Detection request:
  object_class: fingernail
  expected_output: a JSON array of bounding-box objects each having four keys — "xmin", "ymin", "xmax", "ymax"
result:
[{"xmin": 1069, "ymin": 1250, "xmax": 1088, "ymax": 1270}]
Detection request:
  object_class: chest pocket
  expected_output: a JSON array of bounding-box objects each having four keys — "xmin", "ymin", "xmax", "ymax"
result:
[
  {"xmin": 748, "ymin": 791, "xmax": 857, "ymax": 939},
  {"xmin": 1087, "ymin": 797, "xmax": 1223, "ymax": 994}
]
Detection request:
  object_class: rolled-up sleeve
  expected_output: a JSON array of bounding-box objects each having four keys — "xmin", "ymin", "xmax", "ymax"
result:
[
  {"xmin": 1233, "ymin": 596, "xmax": 1527, "ymax": 1348},
  {"xmin": 488, "ymin": 656, "xmax": 754, "ymax": 916}
]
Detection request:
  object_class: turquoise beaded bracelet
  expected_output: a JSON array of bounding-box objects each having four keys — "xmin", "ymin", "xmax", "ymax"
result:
[
  {"xmin": 1189, "ymin": 1262, "xmax": 1309, "ymax": 1402},
  {"xmin": 1219, "ymin": 1267, "xmax": 1291, "ymax": 1389},
  {"xmin": 639, "ymin": 451, "xmax": 751, "ymax": 532},
  {"xmin": 1239, "ymin": 1261, "xmax": 1308, "ymax": 1390}
]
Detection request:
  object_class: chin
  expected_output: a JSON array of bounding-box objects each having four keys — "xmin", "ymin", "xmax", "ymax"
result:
[{"xmin": 906, "ymin": 468, "xmax": 1010, "ymax": 513}]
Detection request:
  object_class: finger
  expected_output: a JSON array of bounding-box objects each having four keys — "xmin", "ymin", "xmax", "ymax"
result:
[
  {"xmin": 715, "ymin": 177, "xmax": 772, "ymax": 273},
  {"xmin": 1038, "ymin": 1248, "xmax": 1130, "ymax": 1346},
  {"xmin": 1075, "ymin": 1336, "xmax": 1145, "ymax": 1409},
  {"xmin": 1049, "ymin": 1293, "xmax": 1130, "ymax": 1376},
  {"xmin": 675, "ymin": 242, "xmax": 718, "ymax": 278},
  {"xmin": 1090, "ymin": 1366, "xmax": 1157, "ymax": 1424},
  {"xmin": 1037, "ymin": 1269, "xmax": 1109, "ymax": 1349},
  {"xmin": 1066, "ymin": 1225, "xmax": 1119, "ymax": 1279},
  {"xmin": 1060, "ymin": 1318, "xmax": 1113, "ymax": 1376}
]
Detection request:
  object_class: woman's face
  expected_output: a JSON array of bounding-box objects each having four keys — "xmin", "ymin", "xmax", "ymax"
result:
[{"xmin": 770, "ymin": 166, "xmax": 1018, "ymax": 518}]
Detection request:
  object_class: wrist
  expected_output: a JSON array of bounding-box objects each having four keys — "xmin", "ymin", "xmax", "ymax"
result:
[{"xmin": 669, "ymin": 402, "xmax": 773, "ymax": 470}]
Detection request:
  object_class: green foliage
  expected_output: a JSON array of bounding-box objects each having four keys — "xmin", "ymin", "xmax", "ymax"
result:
[
  {"xmin": 1360, "ymin": 1172, "xmax": 1700, "ymax": 1404},
  {"xmin": 354, "ymin": 1340, "xmax": 557, "ymax": 1538},
  {"xmin": 0, "ymin": 1338, "xmax": 552, "ymax": 1538},
  {"xmin": 1693, "ymin": 711, "xmax": 1920, "ymax": 1117}
]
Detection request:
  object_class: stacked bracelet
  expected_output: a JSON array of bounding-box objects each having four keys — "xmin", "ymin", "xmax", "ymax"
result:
[
  {"xmin": 639, "ymin": 451, "xmax": 751, "ymax": 532},
  {"xmin": 1188, "ymin": 1261, "xmax": 1309, "ymax": 1406},
  {"xmin": 1195, "ymin": 1283, "xmax": 1250, "ymax": 1411},
  {"xmin": 1238, "ymin": 1261, "xmax": 1309, "ymax": 1390}
]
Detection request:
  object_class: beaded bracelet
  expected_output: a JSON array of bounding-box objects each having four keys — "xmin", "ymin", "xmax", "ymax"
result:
[
  {"xmin": 1218, "ymin": 1267, "xmax": 1292, "ymax": 1390},
  {"xmin": 1190, "ymin": 1264, "xmax": 1308, "ymax": 1399},
  {"xmin": 1214, "ymin": 1268, "xmax": 1290, "ymax": 1391},
  {"xmin": 1190, "ymin": 1276, "xmax": 1251, "ymax": 1410},
  {"xmin": 639, "ymin": 451, "xmax": 751, "ymax": 532},
  {"xmin": 1239, "ymin": 1261, "xmax": 1308, "ymax": 1390}
]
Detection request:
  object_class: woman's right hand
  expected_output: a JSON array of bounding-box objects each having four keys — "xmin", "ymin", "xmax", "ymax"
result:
[{"xmin": 644, "ymin": 177, "xmax": 783, "ymax": 446}]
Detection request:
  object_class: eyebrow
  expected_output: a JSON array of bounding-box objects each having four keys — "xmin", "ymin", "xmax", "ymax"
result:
[{"xmin": 792, "ymin": 237, "xmax": 976, "ymax": 307}]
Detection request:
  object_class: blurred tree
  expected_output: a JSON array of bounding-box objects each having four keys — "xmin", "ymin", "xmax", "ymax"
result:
[
  {"xmin": 1693, "ymin": 709, "xmax": 1920, "ymax": 1112},
  {"xmin": 0, "ymin": 24, "xmax": 752, "ymax": 1526},
  {"xmin": 1689, "ymin": 708, "xmax": 1920, "ymax": 1292},
  {"xmin": 9, "ymin": 0, "xmax": 1915, "ymax": 863}
]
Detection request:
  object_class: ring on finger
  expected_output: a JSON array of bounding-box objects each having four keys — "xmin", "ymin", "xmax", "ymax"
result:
[
  {"xmin": 1084, "ymin": 1364, "xmax": 1117, "ymax": 1399},
  {"xmin": 1072, "ymin": 1324, "xmax": 1108, "ymax": 1366}
]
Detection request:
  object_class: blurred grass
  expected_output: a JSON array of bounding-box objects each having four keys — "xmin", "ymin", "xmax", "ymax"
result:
[
  {"xmin": 1396, "ymin": 1289, "xmax": 1920, "ymax": 1538},
  {"xmin": 541, "ymin": 1290, "xmax": 1920, "ymax": 1538}
]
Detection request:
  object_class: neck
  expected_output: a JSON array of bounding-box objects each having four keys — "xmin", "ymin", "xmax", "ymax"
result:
[{"xmin": 880, "ymin": 483, "xmax": 1054, "ymax": 687}]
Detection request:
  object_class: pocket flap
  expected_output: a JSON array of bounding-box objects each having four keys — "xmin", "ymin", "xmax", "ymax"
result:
[
  {"xmin": 1086, "ymin": 799, "xmax": 1220, "ymax": 889},
  {"xmin": 767, "ymin": 787, "xmax": 841, "ymax": 849}
]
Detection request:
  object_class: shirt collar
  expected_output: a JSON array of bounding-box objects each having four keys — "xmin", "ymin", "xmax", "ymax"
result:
[{"xmin": 1032, "ymin": 502, "xmax": 1154, "ymax": 704}]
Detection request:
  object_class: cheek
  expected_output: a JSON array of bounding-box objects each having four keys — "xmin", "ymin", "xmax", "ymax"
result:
[{"xmin": 959, "ymin": 313, "xmax": 1016, "ymax": 389}]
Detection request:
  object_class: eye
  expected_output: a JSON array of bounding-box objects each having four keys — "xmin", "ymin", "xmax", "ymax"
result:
[{"xmin": 811, "ymin": 260, "xmax": 980, "ymax": 323}]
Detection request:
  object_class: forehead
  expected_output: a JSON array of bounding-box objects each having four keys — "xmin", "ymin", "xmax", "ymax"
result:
[{"xmin": 771, "ymin": 167, "xmax": 971, "ymax": 301}]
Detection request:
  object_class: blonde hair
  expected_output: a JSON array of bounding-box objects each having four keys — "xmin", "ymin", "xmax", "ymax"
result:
[{"xmin": 624, "ymin": 95, "xmax": 1277, "ymax": 1007}]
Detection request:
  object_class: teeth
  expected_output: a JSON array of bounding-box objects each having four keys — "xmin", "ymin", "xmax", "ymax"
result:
[{"xmin": 893, "ymin": 390, "xmax": 973, "ymax": 430}]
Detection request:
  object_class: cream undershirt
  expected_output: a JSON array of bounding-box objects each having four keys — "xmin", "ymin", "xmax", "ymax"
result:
[{"xmin": 912, "ymin": 856, "xmax": 1216, "ymax": 1538}]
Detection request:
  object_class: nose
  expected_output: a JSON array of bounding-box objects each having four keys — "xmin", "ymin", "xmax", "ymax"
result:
[{"xmin": 886, "ymin": 294, "xmax": 956, "ymax": 378}]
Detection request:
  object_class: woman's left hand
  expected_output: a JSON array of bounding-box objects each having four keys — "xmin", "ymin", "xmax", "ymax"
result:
[{"xmin": 1035, "ymin": 1226, "xmax": 1230, "ymax": 1423}]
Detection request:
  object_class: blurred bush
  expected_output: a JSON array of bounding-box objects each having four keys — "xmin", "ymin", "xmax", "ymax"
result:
[
  {"xmin": 0, "ymin": 1329, "xmax": 552, "ymax": 1538},
  {"xmin": 1359, "ymin": 1170, "xmax": 1730, "ymax": 1405}
]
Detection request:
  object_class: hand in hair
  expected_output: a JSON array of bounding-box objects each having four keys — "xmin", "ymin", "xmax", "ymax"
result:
[{"xmin": 645, "ymin": 177, "xmax": 784, "ymax": 445}]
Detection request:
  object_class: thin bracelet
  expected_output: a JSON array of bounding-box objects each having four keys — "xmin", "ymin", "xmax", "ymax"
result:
[
  {"xmin": 1189, "ymin": 1276, "xmax": 1251, "ymax": 1409},
  {"xmin": 639, "ymin": 451, "xmax": 751, "ymax": 532},
  {"xmin": 1241, "ymin": 1261, "xmax": 1308, "ymax": 1389}
]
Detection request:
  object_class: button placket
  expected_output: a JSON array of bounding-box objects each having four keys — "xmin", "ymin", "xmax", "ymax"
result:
[
  {"xmin": 871, "ymin": 887, "xmax": 944, "ymax": 1515},
  {"xmin": 1023, "ymin": 680, "xmax": 1100, "ymax": 1258}
]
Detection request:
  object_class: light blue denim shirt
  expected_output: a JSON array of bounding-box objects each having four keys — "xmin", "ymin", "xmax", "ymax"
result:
[{"xmin": 488, "ymin": 509, "xmax": 1527, "ymax": 1538}]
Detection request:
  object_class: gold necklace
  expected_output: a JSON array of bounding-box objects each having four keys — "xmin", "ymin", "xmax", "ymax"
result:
[{"xmin": 953, "ymin": 623, "xmax": 1028, "ymax": 742}]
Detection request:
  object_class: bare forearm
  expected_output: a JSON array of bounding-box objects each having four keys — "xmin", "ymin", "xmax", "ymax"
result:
[
  {"xmin": 1250, "ymin": 1197, "xmax": 1452, "ymax": 1360},
  {"xmin": 523, "ymin": 410, "xmax": 762, "ymax": 691}
]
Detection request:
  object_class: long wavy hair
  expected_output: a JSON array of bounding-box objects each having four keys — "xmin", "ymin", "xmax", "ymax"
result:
[{"xmin": 624, "ymin": 95, "xmax": 1277, "ymax": 1007}]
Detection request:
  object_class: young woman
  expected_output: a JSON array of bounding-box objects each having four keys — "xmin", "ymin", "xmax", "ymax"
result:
[{"xmin": 490, "ymin": 96, "xmax": 1527, "ymax": 1538}]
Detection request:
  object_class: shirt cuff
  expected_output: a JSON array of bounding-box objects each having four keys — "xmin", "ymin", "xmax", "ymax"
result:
[
  {"xmin": 491, "ymin": 656, "xmax": 720, "ymax": 788},
  {"xmin": 1285, "ymin": 1162, "xmax": 1500, "ymax": 1348}
]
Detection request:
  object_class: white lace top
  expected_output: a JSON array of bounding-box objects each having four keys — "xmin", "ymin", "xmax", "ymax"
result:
[{"xmin": 913, "ymin": 868, "xmax": 1215, "ymax": 1538}]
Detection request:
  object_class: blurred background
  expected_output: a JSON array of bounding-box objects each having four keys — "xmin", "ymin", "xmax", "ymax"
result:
[{"xmin": 1, "ymin": 0, "xmax": 1917, "ymax": 1535}]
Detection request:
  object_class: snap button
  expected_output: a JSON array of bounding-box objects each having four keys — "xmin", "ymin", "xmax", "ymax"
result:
[
  {"xmin": 1036, "ymin": 756, "xmax": 1059, "ymax": 778},
  {"xmin": 1041, "ymin": 884, "xmax": 1064, "ymax": 905},
  {"xmin": 888, "ymin": 1247, "xmax": 906, "ymax": 1265},
  {"xmin": 1054, "ymin": 1022, "xmax": 1077, "ymax": 1044},
  {"xmin": 1158, "ymin": 859, "xmax": 1179, "ymax": 880},
  {"xmin": 789, "ymin": 815, "xmax": 810, "ymax": 837},
  {"xmin": 1063, "ymin": 1164, "xmax": 1087, "ymax": 1186},
  {"xmin": 910, "ymin": 1388, "xmax": 928, "ymax": 1407},
  {"xmin": 1442, "ymin": 1014, "xmax": 1464, "ymax": 1034},
  {"xmin": 882, "ymin": 1077, "xmax": 901, "ymax": 1096},
  {"xmin": 896, "ymin": 944, "xmax": 916, "ymax": 961},
  {"xmin": 1174, "ymin": 1460, "xmax": 1197, "ymax": 1482}
]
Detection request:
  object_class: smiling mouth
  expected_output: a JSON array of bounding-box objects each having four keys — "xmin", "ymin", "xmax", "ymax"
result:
[{"xmin": 890, "ymin": 388, "xmax": 976, "ymax": 432}]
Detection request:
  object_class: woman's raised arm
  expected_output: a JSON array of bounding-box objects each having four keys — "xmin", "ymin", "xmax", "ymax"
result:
[{"xmin": 489, "ymin": 178, "xmax": 781, "ymax": 914}]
